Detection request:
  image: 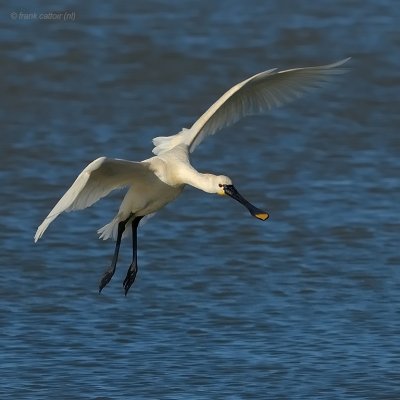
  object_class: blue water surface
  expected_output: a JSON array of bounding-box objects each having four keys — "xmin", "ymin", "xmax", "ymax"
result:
[{"xmin": 1, "ymin": 1, "xmax": 399, "ymax": 398}]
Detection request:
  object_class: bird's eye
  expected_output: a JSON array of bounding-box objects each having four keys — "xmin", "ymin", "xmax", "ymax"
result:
[{"xmin": 218, "ymin": 183, "xmax": 223, "ymax": 187}]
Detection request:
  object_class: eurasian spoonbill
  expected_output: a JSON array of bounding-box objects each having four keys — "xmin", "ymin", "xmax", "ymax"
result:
[{"xmin": 34, "ymin": 58, "xmax": 350, "ymax": 295}]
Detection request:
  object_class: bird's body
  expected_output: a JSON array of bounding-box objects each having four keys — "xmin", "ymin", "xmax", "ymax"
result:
[
  {"xmin": 97, "ymin": 152, "xmax": 186, "ymax": 241},
  {"xmin": 35, "ymin": 58, "xmax": 350, "ymax": 294}
]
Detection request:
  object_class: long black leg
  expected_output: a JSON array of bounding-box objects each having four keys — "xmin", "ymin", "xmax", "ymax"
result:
[
  {"xmin": 99, "ymin": 214, "xmax": 133, "ymax": 293},
  {"xmin": 123, "ymin": 216, "xmax": 143, "ymax": 296}
]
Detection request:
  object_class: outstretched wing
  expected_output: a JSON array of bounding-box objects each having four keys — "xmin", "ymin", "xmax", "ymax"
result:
[
  {"xmin": 152, "ymin": 58, "xmax": 350, "ymax": 155},
  {"xmin": 34, "ymin": 157, "xmax": 151, "ymax": 242}
]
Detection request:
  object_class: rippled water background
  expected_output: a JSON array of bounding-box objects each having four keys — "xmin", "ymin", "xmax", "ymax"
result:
[{"xmin": 1, "ymin": 1, "xmax": 399, "ymax": 398}]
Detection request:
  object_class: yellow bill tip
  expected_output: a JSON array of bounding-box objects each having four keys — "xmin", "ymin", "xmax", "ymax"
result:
[{"xmin": 255, "ymin": 212, "xmax": 269, "ymax": 221}]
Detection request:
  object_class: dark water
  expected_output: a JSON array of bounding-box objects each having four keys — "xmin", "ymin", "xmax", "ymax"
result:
[{"xmin": 1, "ymin": 1, "xmax": 400, "ymax": 398}]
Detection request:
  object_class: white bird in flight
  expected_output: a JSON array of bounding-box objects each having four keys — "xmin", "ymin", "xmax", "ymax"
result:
[{"xmin": 34, "ymin": 58, "xmax": 350, "ymax": 295}]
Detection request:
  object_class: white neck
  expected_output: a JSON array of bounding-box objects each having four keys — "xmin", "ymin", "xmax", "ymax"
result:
[{"xmin": 181, "ymin": 167, "xmax": 217, "ymax": 194}]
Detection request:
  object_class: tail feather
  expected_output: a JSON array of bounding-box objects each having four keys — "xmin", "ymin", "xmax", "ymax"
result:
[
  {"xmin": 98, "ymin": 213, "xmax": 156, "ymax": 241},
  {"xmin": 98, "ymin": 218, "xmax": 121, "ymax": 241}
]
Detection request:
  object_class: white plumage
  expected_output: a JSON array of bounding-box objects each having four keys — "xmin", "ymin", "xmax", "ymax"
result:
[{"xmin": 34, "ymin": 58, "xmax": 349, "ymax": 294}]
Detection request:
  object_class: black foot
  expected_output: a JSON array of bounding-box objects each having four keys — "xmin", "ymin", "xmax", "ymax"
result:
[
  {"xmin": 123, "ymin": 263, "xmax": 138, "ymax": 296},
  {"xmin": 99, "ymin": 268, "xmax": 115, "ymax": 293}
]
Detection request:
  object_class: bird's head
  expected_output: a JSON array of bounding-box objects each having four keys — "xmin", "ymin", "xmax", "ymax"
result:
[
  {"xmin": 214, "ymin": 175, "xmax": 233, "ymax": 195},
  {"xmin": 213, "ymin": 175, "xmax": 269, "ymax": 221}
]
